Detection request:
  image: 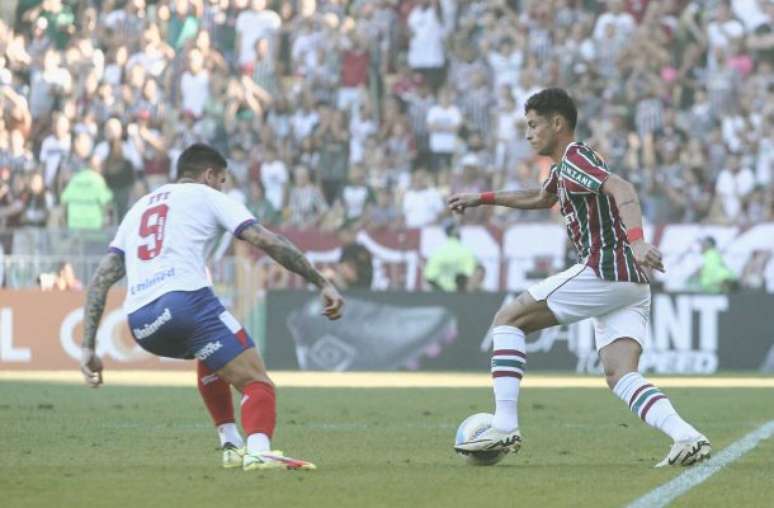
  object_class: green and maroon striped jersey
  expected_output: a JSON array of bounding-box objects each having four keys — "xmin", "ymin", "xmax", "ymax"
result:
[{"xmin": 542, "ymin": 142, "xmax": 648, "ymax": 283}]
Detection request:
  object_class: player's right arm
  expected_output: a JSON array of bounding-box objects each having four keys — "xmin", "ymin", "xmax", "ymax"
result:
[
  {"xmin": 239, "ymin": 223, "xmax": 344, "ymax": 320},
  {"xmin": 448, "ymin": 188, "xmax": 557, "ymax": 212},
  {"xmin": 80, "ymin": 251, "xmax": 126, "ymax": 388}
]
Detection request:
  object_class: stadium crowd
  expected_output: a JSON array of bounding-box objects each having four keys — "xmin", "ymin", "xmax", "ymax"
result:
[{"xmin": 0, "ymin": 0, "xmax": 771, "ymax": 239}]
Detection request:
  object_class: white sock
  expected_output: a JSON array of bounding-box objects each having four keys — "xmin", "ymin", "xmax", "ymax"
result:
[
  {"xmin": 217, "ymin": 423, "xmax": 244, "ymax": 448},
  {"xmin": 246, "ymin": 433, "xmax": 271, "ymax": 455},
  {"xmin": 490, "ymin": 325, "xmax": 526, "ymax": 432},
  {"xmin": 613, "ymin": 372, "xmax": 701, "ymax": 442}
]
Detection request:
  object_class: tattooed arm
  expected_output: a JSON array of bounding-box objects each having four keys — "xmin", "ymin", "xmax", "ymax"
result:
[
  {"xmin": 80, "ymin": 251, "xmax": 125, "ymax": 387},
  {"xmin": 239, "ymin": 223, "xmax": 344, "ymax": 319}
]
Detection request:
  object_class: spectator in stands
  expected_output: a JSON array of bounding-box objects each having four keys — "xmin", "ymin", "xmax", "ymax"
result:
[
  {"xmin": 94, "ymin": 118, "xmax": 140, "ymax": 222},
  {"xmin": 167, "ymin": 0, "xmax": 200, "ymax": 50},
  {"xmin": 698, "ymin": 236, "xmax": 738, "ymax": 293},
  {"xmin": 180, "ymin": 48, "xmax": 210, "ymax": 119},
  {"xmin": 59, "ymin": 161, "xmax": 112, "ymax": 230},
  {"xmin": 368, "ymin": 187, "xmax": 401, "ymax": 229},
  {"xmin": 18, "ymin": 171, "xmax": 52, "ymax": 227},
  {"xmin": 0, "ymin": 0, "xmax": 772, "ymax": 294},
  {"xmin": 338, "ymin": 164, "xmax": 375, "ymax": 228},
  {"xmin": 236, "ymin": 0, "xmax": 281, "ymax": 68},
  {"xmin": 402, "ymin": 169, "xmax": 445, "ymax": 229},
  {"xmin": 316, "ymin": 104, "xmax": 350, "ymax": 205},
  {"xmin": 407, "ymin": 0, "xmax": 445, "ymax": 92},
  {"xmin": 321, "ymin": 226, "xmax": 374, "ymax": 290},
  {"xmin": 465, "ymin": 263, "xmax": 487, "ymax": 292},
  {"xmin": 426, "ymin": 88, "xmax": 461, "ymax": 173},
  {"xmin": 39, "ymin": 113, "xmax": 70, "ymax": 190},
  {"xmin": 287, "ymin": 164, "xmax": 327, "ymax": 230},
  {"xmin": 247, "ymin": 179, "xmax": 279, "ymax": 226},
  {"xmin": 259, "ymin": 145, "xmax": 288, "ymax": 212},
  {"xmin": 715, "ymin": 152, "xmax": 756, "ymax": 224},
  {"xmin": 424, "ymin": 221, "xmax": 477, "ymax": 292}
]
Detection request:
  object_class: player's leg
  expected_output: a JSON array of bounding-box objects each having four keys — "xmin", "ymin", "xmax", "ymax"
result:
[
  {"xmin": 456, "ymin": 272, "xmax": 564, "ymax": 454},
  {"xmin": 490, "ymin": 291, "xmax": 558, "ymax": 432},
  {"xmin": 215, "ymin": 348, "xmax": 315, "ymax": 471},
  {"xmin": 196, "ymin": 360, "xmax": 244, "ymax": 467},
  {"xmin": 597, "ymin": 302, "xmax": 711, "ymax": 467}
]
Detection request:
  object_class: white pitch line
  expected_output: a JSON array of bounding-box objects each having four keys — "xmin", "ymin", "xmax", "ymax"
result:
[{"xmin": 627, "ymin": 420, "xmax": 774, "ymax": 508}]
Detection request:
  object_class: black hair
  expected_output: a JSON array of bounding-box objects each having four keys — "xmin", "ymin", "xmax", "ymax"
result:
[
  {"xmin": 524, "ymin": 88, "xmax": 578, "ymax": 131},
  {"xmin": 177, "ymin": 143, "xmax": 228, "ymax": 179}
]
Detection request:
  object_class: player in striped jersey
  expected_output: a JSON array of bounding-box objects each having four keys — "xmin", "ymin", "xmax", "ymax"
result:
[{"xmin": 449, "ymin": 88, "xmax": 710, "ymax": 467}]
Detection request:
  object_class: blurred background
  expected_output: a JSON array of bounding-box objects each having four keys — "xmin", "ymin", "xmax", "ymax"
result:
[{"xmin": 0, "ymin": 0, "xmax": 772, "ymax": 374}]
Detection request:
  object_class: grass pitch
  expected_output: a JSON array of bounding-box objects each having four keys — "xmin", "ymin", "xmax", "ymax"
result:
[{"xmin": 1, "ymin": 381, "xmax": 772, "ymax": 508}]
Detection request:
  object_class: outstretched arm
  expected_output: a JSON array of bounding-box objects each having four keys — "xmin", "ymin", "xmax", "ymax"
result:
[
  {"xmin": 80, "ymin": 251, "xmax": 126, "ymax": 387},
  {"xmin": 601, "ymin": 174, "xmax": 664, "ymax": 272},
  {"xmin": 448, "ymin": 189, "xmax": 557, "ymax": 212},
  {"xmin": 239, "ymin": 223, "xmax": 344, "ymax": 319}
]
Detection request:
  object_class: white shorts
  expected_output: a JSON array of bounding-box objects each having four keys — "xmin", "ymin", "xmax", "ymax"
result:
[{"xmin": 528, "ymin": 264, "xmax": 651, "ymax": 351}]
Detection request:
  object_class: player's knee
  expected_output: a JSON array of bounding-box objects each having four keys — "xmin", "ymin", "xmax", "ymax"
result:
[
  {"xmin": 604, "ymin": 366, "xmax": 633, "ymax": 390},
  {"xmin": 493, "ymin": 299, "xmax": 528, "ymax": 328},
  {"xmin": 233, "ymin": 372, "xmax": 273, "ymax": 392}
]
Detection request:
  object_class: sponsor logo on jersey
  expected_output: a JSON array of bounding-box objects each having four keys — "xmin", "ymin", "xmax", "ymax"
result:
[
  {"xmin": 132, "ymin": 308, "xmax": 173, "ymax": 340},
  {"xmin": 562, "ymin": 165, "xmax": 596, "ymax": 189},
  {"xmin": 195, "ymin": 341, "xmax": 223, "ymax": 361},
  {"xmin": 130, "ymin": 267, "xmax": 176, "ymax": 295}
]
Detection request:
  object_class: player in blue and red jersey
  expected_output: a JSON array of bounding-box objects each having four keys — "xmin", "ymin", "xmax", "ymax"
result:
[{"xmin": 79, "ymin": 143, "xmax": 344, "ymax": 471}]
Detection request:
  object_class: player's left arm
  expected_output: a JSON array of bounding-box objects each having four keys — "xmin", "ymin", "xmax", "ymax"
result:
[
  {"xmin": 600, "ymin": 174, "xmax": 664, "ymax": 272},
  {"xmin": 239, "ymin": 223, "xmax": 344, "ymax": 319},
  {"xmin": 80, "ymin": 251, "xmax": 126, "ymax": 388}
]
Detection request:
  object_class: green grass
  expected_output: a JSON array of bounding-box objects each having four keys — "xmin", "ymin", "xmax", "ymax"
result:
[{"xmin": 1, "ymin": 382, "xmax": 772, "ymax": 508}]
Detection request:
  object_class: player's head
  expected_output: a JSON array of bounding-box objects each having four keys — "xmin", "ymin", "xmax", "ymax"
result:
[
  {"xmin": 177, "ymin": 143, "xmax": 228, "ymax": 190},
  {"xmin": 524, "ymin": 88, "xmax": 577, "ymax": 156}
]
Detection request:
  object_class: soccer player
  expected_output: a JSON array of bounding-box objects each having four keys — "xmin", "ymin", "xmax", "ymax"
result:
[
  {"xmin": 449, "ymin": 89, "xmax": 711, "ymax": 467},
  {"xmin": 78, "ymin": 143, "xmax": 344, "ymax": 471}
]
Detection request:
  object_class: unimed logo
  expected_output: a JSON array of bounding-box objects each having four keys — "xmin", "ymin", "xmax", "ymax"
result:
[{"xmin": 195, "ymin": 341, "xmax": 223, "ymax": 361}]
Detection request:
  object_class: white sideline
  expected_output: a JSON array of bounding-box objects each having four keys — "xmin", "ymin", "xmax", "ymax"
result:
[{"xmin": 627, "ymin": 420, "xmax": 774, "ymax": 508}]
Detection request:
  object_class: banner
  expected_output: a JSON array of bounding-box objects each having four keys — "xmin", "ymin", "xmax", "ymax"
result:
[
  {"xmin": 265, "ymin": 290, "xmax": 774, "ymax": 374},
  {"xmin": 0, "ymin": 290, "xmax": 188, "ymax": 370},
  {"xmin": 3, "ymin": 288, "xmax": 772, "ymax": 373}
]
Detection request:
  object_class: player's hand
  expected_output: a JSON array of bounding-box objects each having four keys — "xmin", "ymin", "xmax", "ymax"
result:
[
  {"xmin": 320, "ymin": 282, "xmax": 344, "ymax": 320},
  {"xmin": 80, "ymin": 347, "xmax": 104, "ymax": 388},
  {"xmin": 631, "ymin": 240, "xmax": 665, "ymax": 273},
  {"xmin": 447, "ymin": 193, "xmax": 481, "ymax": 214}
]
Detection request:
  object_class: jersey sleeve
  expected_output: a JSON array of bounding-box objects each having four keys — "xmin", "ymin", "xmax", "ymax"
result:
[
  {"xmin": 542, "ymin": 165, "xmax": 559, "ymax": 195},
  {"xmin": 563, "ymin": 145, "xmax": 610, "ymax": 194},
  {"xmin": 206, "ymin": 188, "xmax": 258, "ymax": 238},
  {"xmin": 109, "ymin": 217, "xmax": 130, "ymax": 257}
]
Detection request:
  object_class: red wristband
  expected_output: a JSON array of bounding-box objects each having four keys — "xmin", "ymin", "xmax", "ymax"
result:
[
  {"xmin": 626, "ymin": 227, "xmax": 644, "ymax": 243},
  {"xmin": 480, "ymin": 192, "xmax": 496, "ymax": 204}
]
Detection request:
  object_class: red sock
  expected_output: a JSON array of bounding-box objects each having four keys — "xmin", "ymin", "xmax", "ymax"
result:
[
  {"xmin": 240, "ymin": 381, "xmax": 276, "ymax": 438},
  {"xmin": 196, "ymin": 360, "xmax": 235, "ymax": 426}
]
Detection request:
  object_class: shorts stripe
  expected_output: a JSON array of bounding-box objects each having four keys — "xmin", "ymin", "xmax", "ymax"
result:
[{"xmin": 235, "ymin": 329, "xmax": 250, "ymax": 348}]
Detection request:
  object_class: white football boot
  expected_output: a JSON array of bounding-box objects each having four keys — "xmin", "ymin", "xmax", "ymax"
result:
[
  {"xmin": 454, "ymin": 427, "xmax": 522, "ymax": 454},
  {"xmin": 655, "ymin": 436, "xmax": 712, "ymax": 468},
  {"xmin": 242, "ymin": 450, "xmax": 317, "ymax": 471},
  {"xmin": 222, "ymin": 443, "xmax": 244, "ymax": 469}
]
